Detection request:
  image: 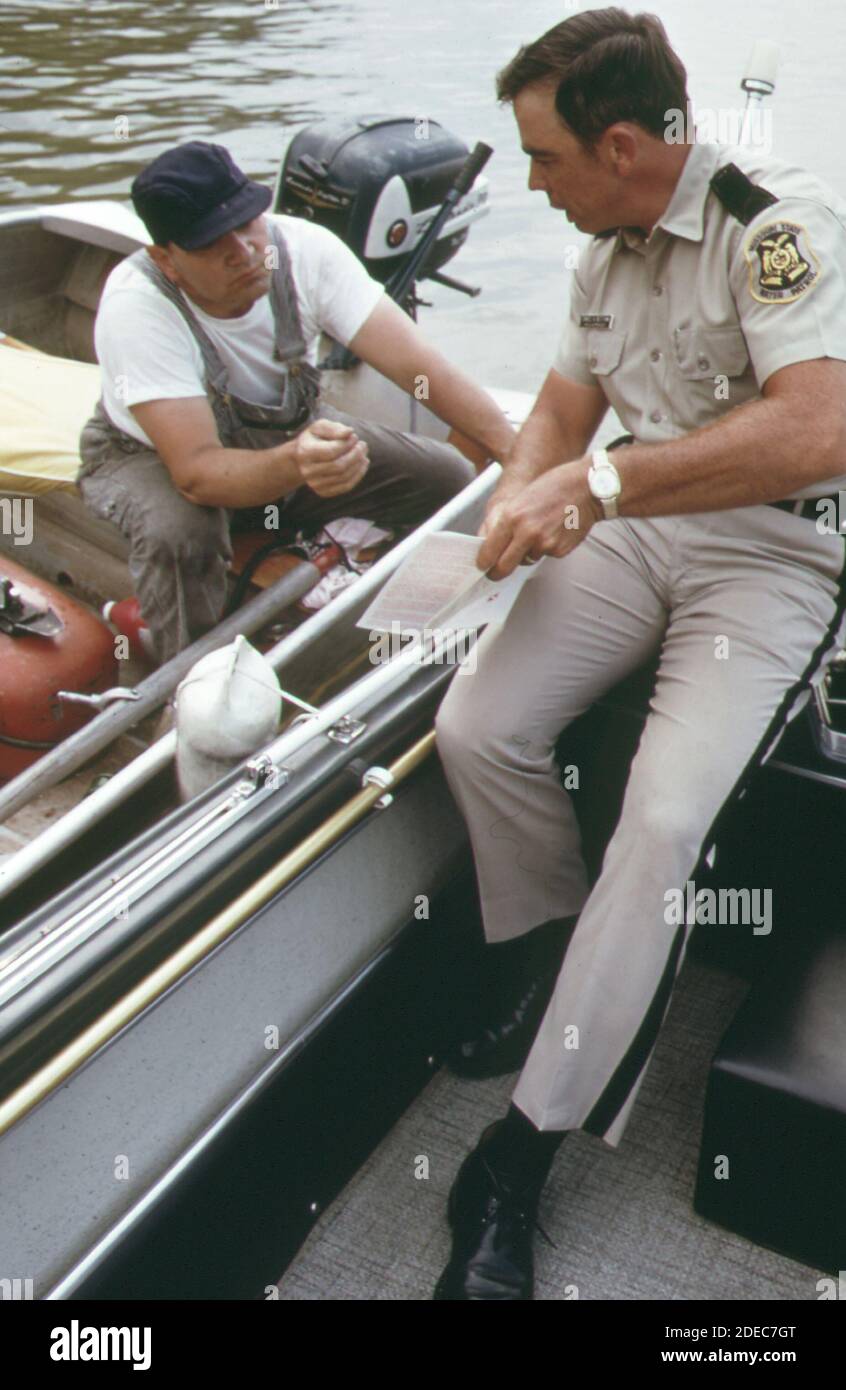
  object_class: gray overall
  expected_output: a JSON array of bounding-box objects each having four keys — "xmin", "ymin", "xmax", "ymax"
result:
[{"xmin": 78, "ymin": 221, "xmax": 474, "ymax": 662}]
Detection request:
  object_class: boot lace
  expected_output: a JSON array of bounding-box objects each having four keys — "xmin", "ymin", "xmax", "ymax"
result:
[{"xmin": 478, "ymin": 1156, "xmax": 557, "ymax": 1250}]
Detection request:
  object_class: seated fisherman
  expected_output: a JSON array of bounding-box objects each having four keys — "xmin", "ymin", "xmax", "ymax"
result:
[{"xmin": 78, "ymin": 140, "xmax": 514, "ymax": 662}]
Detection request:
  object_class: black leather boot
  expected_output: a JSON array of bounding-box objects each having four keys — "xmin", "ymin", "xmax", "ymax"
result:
[
  {"xmin": 433, "ymin": 1115, "xmax": 561, "ymax": 1300},
  {"xmin": 446, "ymin": 915, "xmax": 578, "ymax": 1079}
]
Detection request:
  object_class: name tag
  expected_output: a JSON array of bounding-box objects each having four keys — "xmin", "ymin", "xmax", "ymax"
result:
[{"xmin": 580, "ymin": 314, "xmax": 615, "ymax": 329}]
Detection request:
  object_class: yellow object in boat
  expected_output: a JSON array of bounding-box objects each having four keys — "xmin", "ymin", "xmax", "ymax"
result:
[{"xmin": 0, "ymin": 341, "xmax": 100, "ymax": 494}]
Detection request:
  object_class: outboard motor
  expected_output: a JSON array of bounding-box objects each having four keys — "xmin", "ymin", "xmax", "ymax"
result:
[{"xmin": 275, "ymin": 116, "xmax": 490, "ymax": 298}]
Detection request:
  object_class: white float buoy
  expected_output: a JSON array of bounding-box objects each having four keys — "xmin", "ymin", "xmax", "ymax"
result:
[{"xmin": 175, "ymin": 635, "xmax": 281, "ymax": 801}]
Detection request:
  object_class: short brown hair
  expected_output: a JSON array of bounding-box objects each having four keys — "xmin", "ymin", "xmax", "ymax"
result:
[{"xmin": 496, "ymin": 7, "xmax": 689, "ymax": 149}]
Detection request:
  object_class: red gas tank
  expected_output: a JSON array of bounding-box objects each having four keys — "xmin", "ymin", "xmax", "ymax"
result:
[{"xmin": 0, "ymin": 556, "xmax": 118, "ymax": 780}]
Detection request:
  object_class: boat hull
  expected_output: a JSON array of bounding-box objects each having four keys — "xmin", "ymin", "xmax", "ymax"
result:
[{"xmin": 0, "ymin": 735, "xmax": 476, "ymax": 1298}]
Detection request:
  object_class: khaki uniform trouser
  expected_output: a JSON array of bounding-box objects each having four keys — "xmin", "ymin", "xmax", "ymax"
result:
[
  {"xmin": 77, "ymin": 406, "xmax": 475, "ymax": 664},
  {"xmin": 435, "ymin": 504, "xmax": 846, "ymax": 1147}
]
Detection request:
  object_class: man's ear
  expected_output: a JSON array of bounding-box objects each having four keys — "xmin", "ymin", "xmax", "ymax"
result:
[
  {"xmin": 146, "ymin": 244, "xmax": 179, "ymax": 283},
  {"xmin": 601, "ymin": 124, "xmax": 640, "ymax": 176}
]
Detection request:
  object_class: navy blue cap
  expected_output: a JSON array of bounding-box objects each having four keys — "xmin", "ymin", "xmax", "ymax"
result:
[{"xmin": 131, "ymin": 141, "xmax": 273, "ymax": 250}]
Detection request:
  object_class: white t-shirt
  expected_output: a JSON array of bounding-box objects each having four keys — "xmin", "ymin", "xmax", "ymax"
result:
[{"xmin": 94, "ymin": 214, "xmax": 385, "ymax": 445}]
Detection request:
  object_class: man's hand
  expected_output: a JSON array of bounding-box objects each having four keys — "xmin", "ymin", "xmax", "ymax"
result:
[
  {"xmin": 478, "ymin": 472, "xmax": 532, "ymax": 540},
  {"xmin": 292, "ymin": 417, "xmax": 370, "ymax": 497},
  {"xmin": 477, "ymin": 455, "xmax": 602, "ymax": 579}
]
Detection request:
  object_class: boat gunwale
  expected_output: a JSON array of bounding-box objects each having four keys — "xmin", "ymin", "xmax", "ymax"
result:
[{"xmin": 0, "ymin": 623, "xmax": 469, "ymax": 1004}]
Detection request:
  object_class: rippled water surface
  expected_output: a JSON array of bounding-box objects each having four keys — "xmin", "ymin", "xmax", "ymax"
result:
[{"xmin": 1, "ymin": 0, "xmax": 844, "ymax": 391}]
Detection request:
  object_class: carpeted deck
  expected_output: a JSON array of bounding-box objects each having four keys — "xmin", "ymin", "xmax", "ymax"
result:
[{"xmin": 275, "ymin": 958, "xmax": 823, "ymax": 1301}]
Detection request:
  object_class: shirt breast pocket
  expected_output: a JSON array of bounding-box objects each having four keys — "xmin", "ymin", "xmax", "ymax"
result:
[
  {"xmin": 586, "ymin": 327, "xmax": 627, "ymax": 376},
  {"xmin": 673, "ymin": 325, "xmax": 749, "ymax": 381}
]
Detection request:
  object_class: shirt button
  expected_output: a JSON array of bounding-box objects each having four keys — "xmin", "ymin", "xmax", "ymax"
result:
[
  {"xmin": 697, "ymin": 355, "xmax": 710, "ymax": 371},
  {"xmin": 650, "ymin": 409, "xmax": 663, "ymax": 423},
  {"xmin": 652, "ymin": 284, "xmax": 664, "ymax": 297},
  {"xmin": 650, "ymin": 349, "xmax": 662, "ymax": 362},
  {"xmin": 589, "ymin": 353, "xmax": 598, "ymax": 368}
]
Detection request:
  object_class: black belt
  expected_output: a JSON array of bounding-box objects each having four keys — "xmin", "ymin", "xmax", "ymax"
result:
[
  {"xmin": 768, "ymin": 497, "xmax": 839, "ymax": 522},
  {"xmin": 606, "ymin": 436, "xmax": 838, "ymax": 525}
]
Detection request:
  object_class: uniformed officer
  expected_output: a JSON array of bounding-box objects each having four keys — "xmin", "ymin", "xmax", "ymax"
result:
[{"xmin": 433, "ymin": 7, "xmax": 846, "ymax": 1300}]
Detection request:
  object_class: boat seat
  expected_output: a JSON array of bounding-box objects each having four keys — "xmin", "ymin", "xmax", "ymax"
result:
[
  {"xmin": 60, "ymin": 243, "xmax": 124, "ymax": 365},
  {"xmin": 0, "ymin": 339, "xmax": 99, "ymax": 494},
  {"xmin": 694, "ymin": 926, "xmax": 846, "ymax": 1274}
]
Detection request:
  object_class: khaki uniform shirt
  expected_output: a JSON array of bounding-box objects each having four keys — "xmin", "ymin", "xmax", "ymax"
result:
[{"xmin": 553, "ymin": 139, "xmax": 846, "ymax": 498}]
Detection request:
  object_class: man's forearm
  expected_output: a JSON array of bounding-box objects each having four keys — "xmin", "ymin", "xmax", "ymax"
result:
[
  {"xmin": 499, "ymin": 403, "xmax": 590, "ymax": 489},
  {"xmin": 424, "ymin": 361, "xmax": 515, "ymax": 461},
  {"xmin": 477, "ymin": 362, "xmax": 846, "ymax": 578},
  {"xmin": 612, "ymin": 387, "xmax": 846, "ymax": 520},
  {"xmin": 493, "ymin": 370, "xmax": 609, "ymax": 495},
  {"xmin": 348, "ymin": 298, "xmax": 515, "ymax": 459},
  {"xmin": 181, "ymin": 439, "xmax": 301, "ymax": 508}
]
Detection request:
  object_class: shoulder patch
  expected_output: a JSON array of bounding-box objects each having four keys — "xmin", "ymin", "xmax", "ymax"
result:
[{"xmin": 744, "ymin": 220, "xmax": 821, "ymax": 304}]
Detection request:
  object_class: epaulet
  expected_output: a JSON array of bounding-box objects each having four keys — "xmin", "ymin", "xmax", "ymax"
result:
[{"xmin": 710, "ymin": 162, "xmax": 779, "ymax": 225}]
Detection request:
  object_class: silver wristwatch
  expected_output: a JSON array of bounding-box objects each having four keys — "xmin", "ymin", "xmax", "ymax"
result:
[{"xmin": 587, "ymin": 448, "xmax": 622, "ymax": 520}]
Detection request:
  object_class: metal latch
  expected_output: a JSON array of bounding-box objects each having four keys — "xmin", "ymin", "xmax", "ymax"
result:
[
  {"xmin": 0, "ymin": 576, "xmax": 63, "ymax": 638},
  {"xmin": 327, "ymin": 715, "xmax": 367, "ymax": 745},
  {"xmin": 232, "ymin": 752, "xmax": 288, "ymax": 801}
]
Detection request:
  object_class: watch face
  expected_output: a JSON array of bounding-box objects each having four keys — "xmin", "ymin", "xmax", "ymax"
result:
[{"xmin": 591, "ymin": 468, "xmax": 620, "ymax": 499}]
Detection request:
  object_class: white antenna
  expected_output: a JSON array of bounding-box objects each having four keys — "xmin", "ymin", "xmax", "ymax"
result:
[{"xmin": 739, "ymin": 40, "xmax": 780, "ymax": 145}]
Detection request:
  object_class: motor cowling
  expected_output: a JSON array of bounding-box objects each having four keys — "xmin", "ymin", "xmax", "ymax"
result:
[{"xmin": 275, "ymin": 116, "xmax": 489, "ymax": 283}]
